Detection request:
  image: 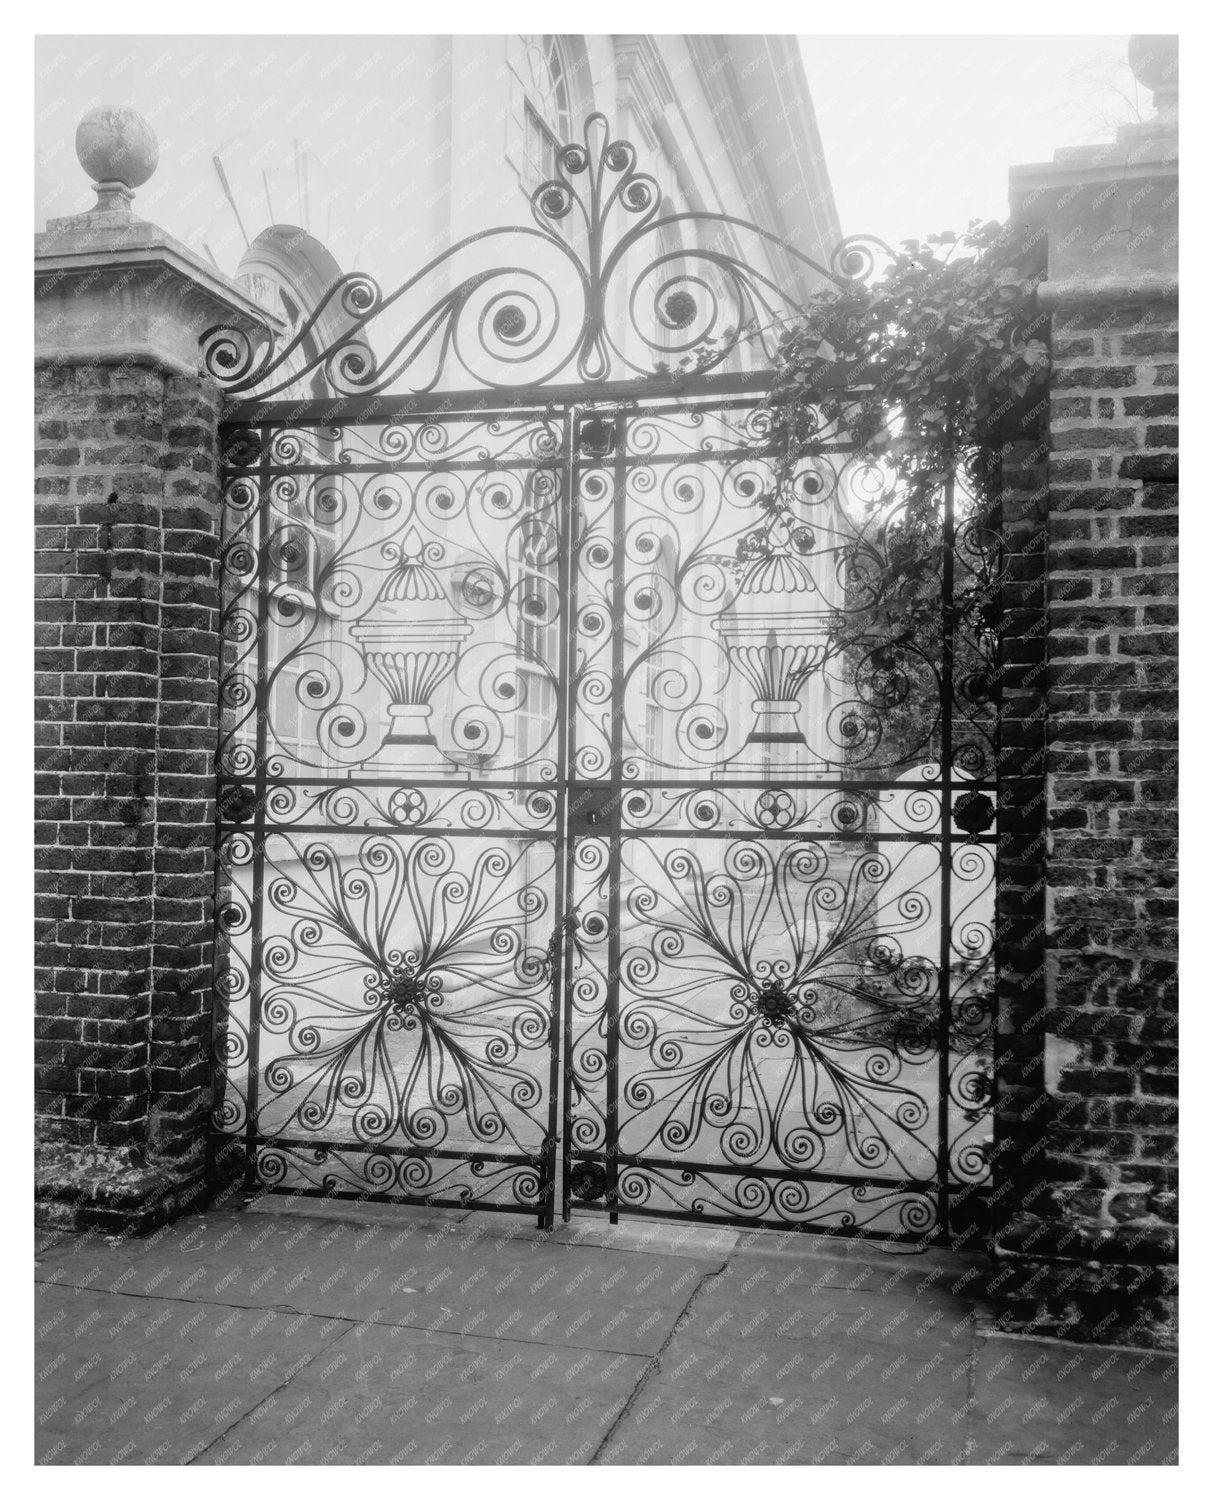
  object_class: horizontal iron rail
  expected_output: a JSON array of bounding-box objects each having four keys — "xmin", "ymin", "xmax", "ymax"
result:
[
  {"xmin": 222, "ymin": 443, "xmax": 812, "ymax": 477},
  {"xmin": 246, "ymin": 1183, "xmax": 544, "ymax": 1217},
  {"xmin": 566, "ymin": 1151, "xmax": 967, "ymax": 1194},
  {"xmin": 218, "ymin": 774, "xmax": 996, "ymax": 792},
  {"xmin": 244, "ymin": 1134, "xmax": 545, "ymax": 1167},
  {"xmin": 229, "ymin": 824, "xmax": 560, "ymax": 840},
  {"xmin": 221, "ymin": 824, "xmax": 993, "ymax": 844},
  {"xmin": 565, "ymin": 1199, "xmax": 960, "ymax": 1244},
  {"xmin": 220, "ymin": 367, "xmax": 831, "ymax": 425}
]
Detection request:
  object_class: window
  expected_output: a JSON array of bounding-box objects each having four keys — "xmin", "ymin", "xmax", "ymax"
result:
[
  {"xmin": 518, "ymin": 36, "xmax": 570, "ymax": 184},
  {"xmin": 511, "ymin": 468, "xmax": 562, "ymax": 770},
  {"xmin": 633, "ymin": 535, "xmax": 677, "ymax": 771},
  {"xmin": 508, "ymin": 33, "xmax": 583, "ymax": 201},
  {"xmin": 524, "ymin": 101, "xmax": 561, "ymax": 189}
]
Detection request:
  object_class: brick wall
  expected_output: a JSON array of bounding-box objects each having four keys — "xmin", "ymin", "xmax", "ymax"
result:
[
  {"xmin": 34, "ymin": 358, "xmax": 222, "ymax": 1229},
  {"xmin": 992, "ymin": 297, "xmax": 1178, "ymax": 1348}
]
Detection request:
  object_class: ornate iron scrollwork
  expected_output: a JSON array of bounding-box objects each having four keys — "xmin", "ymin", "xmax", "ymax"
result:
[
  {"xmin": 207, "ymin": 114, "xmax": 993, "ymax": 1242},
  {"xmin": 202, "ymin": 113, "xmax": 892, "ymax": 399}
]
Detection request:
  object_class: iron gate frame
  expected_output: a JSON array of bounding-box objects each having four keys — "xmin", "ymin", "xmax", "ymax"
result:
[
  {"xmin": 206, "ymin": 113, "xmax": 999, "ymax": 1242},
  {"xmin": 210, "ymin": 372, "xmax": 998, "ymax": 1242}
]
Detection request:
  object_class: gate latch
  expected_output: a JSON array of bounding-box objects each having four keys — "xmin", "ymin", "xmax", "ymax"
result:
[
  {"xmin": 544, "ymin": 914, "xmax": 581, "ymax": 981},
  {"xmin": 577, "ymin": 412, "xmax": 618, "ymax": 457}
]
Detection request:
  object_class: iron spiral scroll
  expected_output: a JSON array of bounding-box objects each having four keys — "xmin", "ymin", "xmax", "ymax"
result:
[{"xmin": 202, "ymin": 112, "xmax": 892, "ymax": 398}]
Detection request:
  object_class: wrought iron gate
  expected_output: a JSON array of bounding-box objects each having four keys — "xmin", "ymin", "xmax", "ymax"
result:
[{"xmin": 208, "ymin": 116, "xmax": 997, "ymax": 1241}]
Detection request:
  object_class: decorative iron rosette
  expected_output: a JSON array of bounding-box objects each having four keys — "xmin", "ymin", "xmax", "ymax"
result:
[{"xmin": 569, "ymin": 1160, "xmax": 610, "ymax": 1203}]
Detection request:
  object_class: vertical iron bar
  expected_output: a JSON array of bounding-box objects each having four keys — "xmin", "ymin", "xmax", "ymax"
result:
[
  {"xmin": 206, "ymin": 442, "xmax": 233, "ymax": 1201},
  {"xmin": 989, "ymin": 476, "xmax": 1006, "ymax": 1240},
  {"xmin": 559, "ymin": 404, "xmax": 583, "ymax": 1225},
  {"xmin": 240, "ymin": 424, "xmax": 273, "ymax": 1194},
  {"xmin": 205, "ymin": 834, "xmax": 224, "ymax": 1195},
  {"xmin": 936, "ymin": 460, "xmax": 956, "ymax": 1240},
  {"xmin": 542, "ymin": 406, "xmax": 576, "ymax": 1230},
  {"xmin": 606, "ymin": 408, "xmax": 627, "ymax": 1225}
]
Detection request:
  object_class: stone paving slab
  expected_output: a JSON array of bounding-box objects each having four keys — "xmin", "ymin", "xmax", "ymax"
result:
[
  {"xmin": 677, "ymin": 1243, "xmax": 988, "ymax": 1357},
  {"xmin": 592, "ymin": 1294, "xmax": 1180, "ymax": 1467},
  {"xmin": 594, "ymin": 1326, "xmax": 974, "ymax": 1466},
  {"xmin": 960, "ymin": 1335, "xmax": 1180, "ymax": 1466},
  {"xmin": 35, "ymin": 1227, "xmax": 69, "ymax": 1257},
  {"xmin": 35, "ymin": 1284, "xmax": 346, "ymax": 1465},
  {"xmin": 250, "ymin": 1196, "xmax": 741, "ymax": 1260},
  {"xmin": 193, "ymin": 1320, "xmax": 649, "ymax": 1466},
  {"xmin": 516, "ymin": 1212, "xmax": 740, "ymax": 1261},
  {"xmin": 35, "ymin": 1209, "xmax": 723, "ymax": 1356},
  {"xmin": 247, "ymin": 1197, "xmax": 472, "ymax": 1233},
  {"xmin": 33, "ymin": 1203, "xmax": 1179, "ymax": 1466}
]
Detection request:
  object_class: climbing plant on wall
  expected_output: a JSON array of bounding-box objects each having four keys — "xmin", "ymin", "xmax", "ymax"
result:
[{"xmin": 758, "ymin": 219, "xmax": 1049, "ymax": 768}]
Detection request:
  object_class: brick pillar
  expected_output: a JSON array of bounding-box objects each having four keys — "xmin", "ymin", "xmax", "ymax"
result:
[
  {"xmin": 34, "ymin": 131, "xmax": 273, "ymax": 1232},
  {"xmin": 992, "ymin": 37, "xmax": 1178, "ymax": 1348}
]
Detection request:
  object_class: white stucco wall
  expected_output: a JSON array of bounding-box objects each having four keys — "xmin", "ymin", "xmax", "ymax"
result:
[{"xmin": 35, "ymin": 34, "xmax": 840, "ymax": 302}]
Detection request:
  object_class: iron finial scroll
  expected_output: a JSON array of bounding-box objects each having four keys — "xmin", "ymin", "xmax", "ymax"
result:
[{"xmin": 202, "ymin": 112, "xmax": 892, "ymax": 399}]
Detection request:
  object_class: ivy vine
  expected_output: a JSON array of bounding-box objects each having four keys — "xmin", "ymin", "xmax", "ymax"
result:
[{"xmin": 754, "ymin": 219, "xmax": 1049, "ymax": 766}]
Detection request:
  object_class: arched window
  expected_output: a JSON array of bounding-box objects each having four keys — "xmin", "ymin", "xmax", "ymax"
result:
[
  {"xmin": 236, "ymin": 225, "xmax": 347, "ymax": 399},
  {"xmin": 507, "ymin": 34, "xmax": 585, "ymax": 198},
  {"xmin": 518, "ymin": 35, "xmax": 571, "ymax": 185},
  {"xmin": 234, "ymin": 227, "xmax": 351, "ymax": 775}
]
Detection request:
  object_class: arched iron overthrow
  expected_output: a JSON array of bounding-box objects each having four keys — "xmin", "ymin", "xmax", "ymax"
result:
[{"xmin": 203, "ymin": 113, "xmax": 890, "ymax": 398}]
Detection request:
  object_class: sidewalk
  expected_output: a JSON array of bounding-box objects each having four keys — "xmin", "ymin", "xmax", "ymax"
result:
[{"xmin": 35, "ymin": 1199, "xmax": 1177, "ymax": 1466}]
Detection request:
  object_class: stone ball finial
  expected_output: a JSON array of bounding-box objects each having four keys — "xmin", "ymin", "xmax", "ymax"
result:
[
  {"xmin": 75, "ymin": 106, "xmax": 159, "ymax": 213},
  {"xmin": 1128, "ymin": 35, "xmax": 1178, "ymax": 117}
]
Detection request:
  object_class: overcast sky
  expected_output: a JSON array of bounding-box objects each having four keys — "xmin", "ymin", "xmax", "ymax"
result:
[{"xmin": 799, "ymin": 34, "xmax": 1145, "ymax": 247}]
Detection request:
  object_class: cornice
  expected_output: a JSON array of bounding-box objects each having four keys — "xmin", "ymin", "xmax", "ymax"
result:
[
  {"xmin": 1009, "ymin": 120, "xmax": 1178, "ymax": 307},
  {"xmin": 681, "ymin": 35, "xmax": 840, "ymax": 296},
  {"xmin": 1037, "ymin": 272, "xmax": 1179, "ymax": 308},
  {"xmin": 36, "ymin": 218, "xmax": 275, "ymax": 331},
  {"xmin": 35, "ymin": 213, "xmax": 280, "ymax": 380},
  {"xmin": 613, "ymin": 34, "xmax": 674, "ymax": 139},
  {"xmin": 1010, "ymin": 150, "xmax": 1177, "ymax": 199},
  {"xmin": 684, "ymin": 36, "xmax": 768, "ymax": 221}
]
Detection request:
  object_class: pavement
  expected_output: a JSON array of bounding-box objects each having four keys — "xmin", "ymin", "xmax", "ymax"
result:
[{"xmin": 35, "ymin": 1197, "xmax": 1178, "ymax": 1466}]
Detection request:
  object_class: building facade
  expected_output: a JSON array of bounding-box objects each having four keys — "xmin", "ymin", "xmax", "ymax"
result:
[{"xmin": 36, "ymin": 34, "xmax": 841, "ymax": 337}]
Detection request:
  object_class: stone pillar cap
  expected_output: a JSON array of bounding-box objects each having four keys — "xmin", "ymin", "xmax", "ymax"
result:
[
  {"xmin": 35, "ymin": 218, "xmax": 283, "ymax": 380},
  {"xmin": 37, "ymin": 102, "xmax": 281, "ymax": 378}
]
